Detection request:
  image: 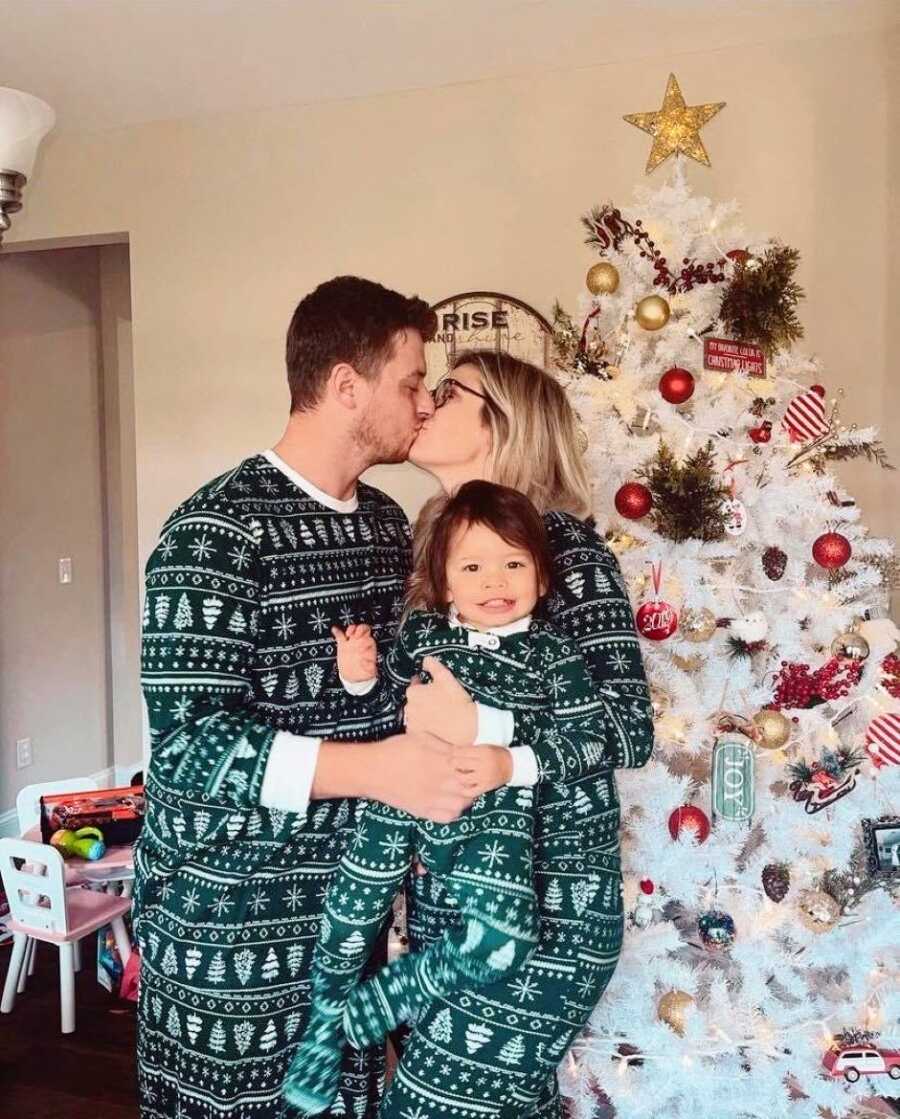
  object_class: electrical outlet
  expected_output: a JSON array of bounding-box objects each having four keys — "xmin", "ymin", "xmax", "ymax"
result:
[
  {"xmin": 16, "ymin": 737, "xmax": 33, "ymax": 769},
  {"xmin": 59, "ymin": 557, "xmax": 72, "ymax": 584}
]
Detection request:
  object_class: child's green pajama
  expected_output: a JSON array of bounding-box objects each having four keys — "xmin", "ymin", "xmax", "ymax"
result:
[
  {"xmin": 283, "ymin": 608, "xmax": 618, "ymax": 1114},
  {"xmin": 394, "ymin": 512, "xmax": 654, "ymax": 1119}
]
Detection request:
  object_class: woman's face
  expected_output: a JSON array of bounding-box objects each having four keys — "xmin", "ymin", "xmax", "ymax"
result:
[{"xmin": 408, "ymin": 363, "xmax": 493, "ymax": 477}]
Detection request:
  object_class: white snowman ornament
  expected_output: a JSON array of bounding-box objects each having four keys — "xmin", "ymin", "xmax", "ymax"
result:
[{"xmin": 730, "ymin": 611, "xmax": 769, "ymax": 644}]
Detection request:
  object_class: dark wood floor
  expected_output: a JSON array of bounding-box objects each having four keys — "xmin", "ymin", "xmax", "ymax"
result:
[
  {"xmin": 2, "ymin": 936, "xmax": 898, "ymax": 1119},
  {"xmin": 0, "ymin": 936, "xmax": 138, "ymax": 1118}
]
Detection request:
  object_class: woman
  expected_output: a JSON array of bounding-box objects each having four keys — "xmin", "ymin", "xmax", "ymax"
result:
[{"xmin": 379, "ymin": 350, "xmax": 655, "ymax": 1118}]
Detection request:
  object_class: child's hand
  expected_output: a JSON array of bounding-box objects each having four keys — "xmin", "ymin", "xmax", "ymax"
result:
[
  {"xmin": 453, "ymin": 745, "xmax": 513, "ymax": 795},
  {"xmin": 332, "ymin": 624, "xmax": 377, "ymax": 683}
]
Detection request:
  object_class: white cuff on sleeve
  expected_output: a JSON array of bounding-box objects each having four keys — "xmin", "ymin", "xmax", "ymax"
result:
[
  {"xmin": 340, "ymin": 673, "xmax": 377, "ymax": 696},
  {"xmin": 259, "ymin": 732, "xmax": 322, "ymax": 815},
  {"xmin": 506, "ymin": 745, "xmax": 539, "ymax": 787},
  {"xmin": 474, "ymin": 702, "xmax": 515, "ymax": 747}
]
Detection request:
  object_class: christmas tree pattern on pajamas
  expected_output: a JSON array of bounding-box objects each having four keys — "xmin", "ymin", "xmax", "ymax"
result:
[
  {"xmin": 134, "ymin": 452, "xmax": 411, "ymax": 1119},
  {"xmin": 283, "ymin": 601, "xmax": 641, "ymax": 1114}
]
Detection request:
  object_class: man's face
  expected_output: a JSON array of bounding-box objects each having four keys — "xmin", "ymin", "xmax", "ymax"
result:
[{"xmin": 354, "ymin": 330, "xmax": 434, "ymax": 464}]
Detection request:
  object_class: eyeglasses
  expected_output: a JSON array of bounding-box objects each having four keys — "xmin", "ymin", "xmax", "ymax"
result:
[{"xmin": 432, "ymin": 377, "xmax": 491, "ymax": 409}]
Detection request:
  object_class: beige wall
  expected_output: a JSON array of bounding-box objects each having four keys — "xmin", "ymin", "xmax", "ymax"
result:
[
  {"xmin": 0, "ymin": 248, "xmax": 110, "ymax": 812},
  {"xmin": 7, "ymin": 28, "xmax": 898, "ymax": 604}
]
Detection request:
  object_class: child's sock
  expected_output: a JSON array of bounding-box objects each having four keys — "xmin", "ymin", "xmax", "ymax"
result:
[
  {"xmin": 282, "ymin": 1004, "xmax": 345, "ymax": 1114},
  {"xmin": 343, "ymin": 959, "xmax": 427, "ymax": 1050}
]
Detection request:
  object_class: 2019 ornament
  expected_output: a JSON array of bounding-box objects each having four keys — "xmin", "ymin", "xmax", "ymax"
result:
[
  {"xmin": 752, "ymin": 708, "xmax": 792, "ymax": 750},
  {"xmin": 796, "ymin": 888, "xmax": 840, "ymax": 933},
  {"xmin": 615, "ymin": 482, "xmax": 652, "ymax": 519},
  {"xmin": 659, "ymin": 366, "xmax": 695, "ymax": 405},
  {"xmin": 586, "ymin": 261, "xmax": 620, "ymax": 294},
  {"xmin": 680, "ymin": 607, "xmax": 717, "ymax": 643},
  {"xmin": 657, "ymin": 989, "xmax": 694, "ymax": 1036},
  {"xmin": 783, "ymin": 384, "xmax": 829, "ymax": 443},
  {"xmin": 636, "ymin": 560, "xmax": 678, "ymax": 641},
  {"xmin": 812, "ymin": 532, "xmax": 852, "ymax": 569},
  {"xmin": 865, "ymin": 712, "xmax": 900, "ymax": 769},
  {"xmin": 668, "ymin": 804, "xmax": 711, "ymax": 843},
  {"xmin": 698, "ymin": 909, "xmax": 736, "ymax": 950},
  {"xmin": 635, "ymin": 294, "xmax": 670, "ymax": 331}
]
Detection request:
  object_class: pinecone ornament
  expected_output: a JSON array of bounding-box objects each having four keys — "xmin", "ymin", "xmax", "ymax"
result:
[
  {"xmin": 762, "ymin": 863, "xmax": 790, "ymax": 903},
  {"xmin": 762, "ymin": 546, "xmax": 787, "ymax": 581}
]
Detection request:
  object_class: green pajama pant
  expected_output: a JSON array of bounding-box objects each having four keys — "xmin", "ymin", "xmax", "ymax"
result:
[
  {"xmin": 386, "ymin": 848, "xmax": 624, "ymax": 1119},
  {"xmin": 283, "ymin": 787, "xmax": 540, "ymax": 1113}
]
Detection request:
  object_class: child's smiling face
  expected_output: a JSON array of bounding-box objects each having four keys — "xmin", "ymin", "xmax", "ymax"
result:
[{"xmin": 444, "ymin": 519, "xmax": 544, "ymax": 630}]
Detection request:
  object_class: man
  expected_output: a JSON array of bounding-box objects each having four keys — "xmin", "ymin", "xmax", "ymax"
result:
[{"xmin": 134, "ymin": 276, "xmax": 510, "ymax": 1118}]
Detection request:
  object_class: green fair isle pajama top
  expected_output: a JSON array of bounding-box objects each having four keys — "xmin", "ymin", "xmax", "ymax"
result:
[
  {"xmin": 284, "ymin": 608, "xmax": 633, "ymax": 1118},
  {"xmin": 135, "ymin": 450, "xmax": 654, "ymax": 1119}
]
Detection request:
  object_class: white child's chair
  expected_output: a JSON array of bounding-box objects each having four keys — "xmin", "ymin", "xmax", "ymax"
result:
[
  {"xmin": 0, "ymin": 837, "xmax": 132, "ymax": 1033},
  {"xmin": 12, "ymin": 777, "xmax": 101, "ymax": 987}
]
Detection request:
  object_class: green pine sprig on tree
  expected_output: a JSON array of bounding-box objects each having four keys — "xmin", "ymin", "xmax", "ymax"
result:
[
  {"xmin": 718, "ymin": 243, "xmax": 805, "ymax": 357},
  {"xmin": 637, "ymin": 441, "xmax": 730, "ymax": 542}
]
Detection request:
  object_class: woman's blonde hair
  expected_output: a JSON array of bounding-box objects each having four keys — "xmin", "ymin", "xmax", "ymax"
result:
[
  {"xmin": 407, "ymin": 349, "xmax": 592, "ymax": 610},
  {"xmin": 453, "ymin": 349, "xmax": 592, "ymax": 519}
]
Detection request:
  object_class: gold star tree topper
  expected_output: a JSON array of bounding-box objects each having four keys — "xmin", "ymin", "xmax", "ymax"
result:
[{"xmin": 624, "ymin": 74, "xmax": 725, "ymax": 173}]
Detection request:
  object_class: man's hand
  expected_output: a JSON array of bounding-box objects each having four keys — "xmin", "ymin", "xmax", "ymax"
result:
[
  {"xmin": 370, "ymin": 732, "xmax": 477, "ymax": 823},
  {"xmin": 405, "ymin": 656, "xmax": 477, "ymax": 746},
  {"xmin": 332, "ymin": 624, "xmax": 377, "ymax": 684}
]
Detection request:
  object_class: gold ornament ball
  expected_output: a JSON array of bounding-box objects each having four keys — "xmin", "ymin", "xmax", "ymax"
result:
[
  {"xmin": 657, "ymin": 989, "xmax": 695, "ymax": 1036},
  {"xmin": 635, "ymin": 295, "xmax": 671, "ymax": 331},
  {"xmin": 680, "ymin": 607, "xmax": 717, "ymax": 644},
  {"xmin": 752, "ymin": 708, "xmax": 792, "ymax": 750},
  {"xmin": 649, "ymin": 685, "xmax": 671, "ymax": 719},
  {"xmin": 831, "ymin": 631, "xmax": 870, "ymax": 661},
  {"xmin": 796, "ymin": 889, "xmax": 841, "ymax": 934},
  {"xmin": 586, "ymin": 261, "xmax": 620, "ymax": 295}
]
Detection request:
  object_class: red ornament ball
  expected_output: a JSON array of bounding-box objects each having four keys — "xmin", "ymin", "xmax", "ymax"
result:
[
  {"xmin": 615, "ymin": 482, "xmax": 652, "ymax": 519},
  {"xmin": 812, "ymin": 532, "xmax": 852, "ymax": 569},
  {"xmin": 636, "ymin": 599, "xmax": 678, "ymax": 641},
  {"xmin": 668, "ymin": 805, "xmax": 711, "ymax": 844},
  {"xmin": 659, "ymin": 367, "xmax": 695, "ymax": 405},
  {"xmin": 640, "ymin": 878, "xmax": 655, "ymax": 895}
]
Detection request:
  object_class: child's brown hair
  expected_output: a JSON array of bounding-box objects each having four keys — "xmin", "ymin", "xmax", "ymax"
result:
[{"xmin": 412, "ymin": 480, "xmax": 553, "ymax": 615}]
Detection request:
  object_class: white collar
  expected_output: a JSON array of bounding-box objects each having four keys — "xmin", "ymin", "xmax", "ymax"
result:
[
  {"xmin": 261, "ymin": 449, "xmax": 359, "ymax": 513},
  {"xmin": 448, "ymin": 603, "xmax": 532, "ymax": 638}
]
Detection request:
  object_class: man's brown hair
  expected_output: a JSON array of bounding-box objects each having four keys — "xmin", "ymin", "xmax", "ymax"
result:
[
  {"xmin": 285, "ymin": 276, "xmax": 437, "ymax": 412},
  {"xmin": 416, "ymin": 480, "xmax": 553, "ymax": 614}
]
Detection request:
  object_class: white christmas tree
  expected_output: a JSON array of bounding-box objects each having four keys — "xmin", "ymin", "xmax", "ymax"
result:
[{"xmin": 553, "ymin": 162, "xmax": 899, "ymax": 1119}]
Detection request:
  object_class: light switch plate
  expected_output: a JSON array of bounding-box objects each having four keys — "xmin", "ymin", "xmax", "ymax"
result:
[
  {"xmin": 16, "ymin": 737, "xmax": 33, "ymax": 769},
  {"xmin": 59, "ymin": 557, "xmax": 72, "ymax": 584}
]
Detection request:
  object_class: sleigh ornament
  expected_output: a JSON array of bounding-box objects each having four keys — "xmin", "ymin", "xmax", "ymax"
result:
[{"xmin": 787, "ymin": 748, "xmax": 863, "ymax": 814}]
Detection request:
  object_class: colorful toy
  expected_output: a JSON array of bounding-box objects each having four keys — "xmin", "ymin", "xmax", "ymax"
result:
[
  {"xmin": 50, "ymin": 826, "xmax": 106, "ymax": 861},
  {"xmin": 822, "ymin": 1044, "xmax": 900, "ymax": 1082}
]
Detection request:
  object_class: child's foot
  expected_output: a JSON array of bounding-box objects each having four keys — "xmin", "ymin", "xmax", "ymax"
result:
[
  {"xmin": 282, "ymin": 1010, "xmax": 344, "ymax": 1114},
  {"xmin": 343, "ymin": 970, "xmax": 412, "ymax": 1050}
]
